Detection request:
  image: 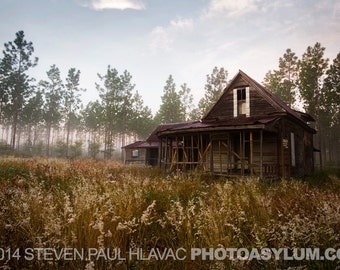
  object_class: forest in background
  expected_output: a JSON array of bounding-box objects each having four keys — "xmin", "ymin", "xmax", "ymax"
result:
[{"xmin": 0, "ymin": 31, "xmax": 339, "ymax": 167}]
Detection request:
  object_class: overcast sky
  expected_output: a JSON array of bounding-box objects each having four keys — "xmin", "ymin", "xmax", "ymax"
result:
[{"xmin": 0, "ymin": 0, "xmax": 339, "ymax": 114}]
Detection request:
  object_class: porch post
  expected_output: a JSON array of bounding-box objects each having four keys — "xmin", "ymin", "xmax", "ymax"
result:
[
  {"xmin": 250, "ymin": 131, "xmax": 253, "ymax": 176},
  {"xmin": 240, "ymin": 131, "xmax": 244, "ymax": 176},
  {"xmin": 260, "ymin": 130, "xmax": 263, "ymax": 179},
  {"xmin": 159, "ymin": 138, "xmax": 162, "ymax": 168},
  {"xmin": 165, "ymin": 136, "xmax": 169, "ymax": 170},
  {"xmin": 209, "ymin": 133, "xmax": 213, "ymax": 173}
]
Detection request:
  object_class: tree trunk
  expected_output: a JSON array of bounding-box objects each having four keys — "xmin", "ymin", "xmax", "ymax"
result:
[
  {"xmin": 46, "ymin": 124, "xmax": 51, "ymax": 156},
  {"xmin": 66, "ymin": 117, "xmax": 71, "ymax": 158},
  {"xmin": 11, "ymin": 120, "xmax": 17, "ymax": 149}
]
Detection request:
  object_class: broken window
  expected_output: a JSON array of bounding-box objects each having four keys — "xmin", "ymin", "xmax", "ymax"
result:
[
  {"xmin": 233, "ymin": 87, "xmax": 249, "ymax": 117},
  {"xmin": 237, "ymin": 88, "xmax": 246, "ymax": 116}
]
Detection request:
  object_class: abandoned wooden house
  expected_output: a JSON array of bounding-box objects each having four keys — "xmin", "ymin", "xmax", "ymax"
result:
[{"xmin": 123, "ymin": 70, "xmax": 317, "ymax": 178}]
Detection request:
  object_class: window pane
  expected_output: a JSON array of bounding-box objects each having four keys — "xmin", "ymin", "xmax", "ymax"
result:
[
  {"xmin": 132, "ymin": 149, "xmax": 139, "ymax": 157},
  {"xmin": 237, "ymin": 88, "xmax": 246, "ymax": 100}
]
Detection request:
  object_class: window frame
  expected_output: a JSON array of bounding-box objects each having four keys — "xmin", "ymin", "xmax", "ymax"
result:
[
  {"xmin": 233, "ymin": 87, "xmax": 250, "ymax": 117},
  {"xmin": 132, "ymin": 149, "xmax": 139, "ymax": 158}
]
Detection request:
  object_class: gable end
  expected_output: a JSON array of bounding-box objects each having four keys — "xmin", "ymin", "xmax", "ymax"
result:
[{"xmin": 203, "ymin": 72, "xmax": 280, "ymax": 121}]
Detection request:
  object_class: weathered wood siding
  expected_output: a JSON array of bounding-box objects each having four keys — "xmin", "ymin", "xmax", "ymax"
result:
[
  {"xmin": 253, "ymin": 132, "xmax": 278, "ymax": 175},
  {"xmin": 124, "ymin": 148, "xmax": 147, "ymax": 166},
  {"xmin": 280, "ymin": 118, "xmax": 314, "ymax": 177},
  {"xmin": 205, "ymin": 76, "xmax": 278, "ymax": 121}
]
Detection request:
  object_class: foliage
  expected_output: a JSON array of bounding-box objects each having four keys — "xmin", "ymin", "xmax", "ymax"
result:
[
  {"xmin": 263, "ymin": 49, "xmax": 298, "ymax": 107},
  {"xmin": 64, "ymin": 68, "xmax": 84, "ymax": 157},
  {"xmin": 69, "ymin": 140, "xmax": 83, "ymax": 158},
  {"xmin": 155, "ymin": 75, "xmax": 183, "ymax": 124},
  {"xmin": 198, "ymin": 67, "xmax": 228, "ymax": 117},
  {"xmin": 96, "ymin": 66, "xmax": 149, "ymax": 158},
  {"xmin": 0, "ymin": 30, "xmax": 38, "ymax": 148},
  {"xmin": 0, "ymin": 158, "xmax": 339, "ymax": 269},
  {"xmin": 54, "ymin": 140, "xmax": 68, "ymax": 157},
  {"xmin": 129, "ymin": 91, "xmax": 155, "ymax": 139},
  {"xmin": 39, "ymin": 65, "xmax": 64, "ymax": 156},
  {"xmin": 298, "ymin": 42, "xmax": 329, "ymax": 121},
  {"xmin": 265, "ymin": 44, "xmax": 339, "ymax": 167},
  {"xmin": 88, "ymin": 142, "xmax": 101, "ymax": 159},
  {"xmin": 321, "ymin": 52, "xmax": 340, "ymax": 128},
  {"xmin": 178, "ymin": 83, "xmax": 196, "ymax": 121}
]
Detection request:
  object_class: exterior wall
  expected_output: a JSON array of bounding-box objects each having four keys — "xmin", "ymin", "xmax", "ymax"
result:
[
  {"xmin": 204, "ymin": 77, "xmax": 278, "ymax": 121},
  {"xmin": 124, "ymin": 148, "xmax": 147, "ymax": 166},
  {"xmin": 253, "ymin": 132, "xmax": 278, "ymax": 176},
  {"xmin": 159, "ymin": 122, "xmax": 314, "ymax": 178},
  {"xmin": 207, "ymin": 131, "xmax": 279, "ymax": 177},
  {"xmin": 279, "ymin": 118, "xmax": 314, "ymax": 177}
]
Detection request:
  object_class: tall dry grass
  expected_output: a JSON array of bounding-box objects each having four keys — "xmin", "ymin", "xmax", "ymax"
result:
[{"xmin": 0, "ymin": 158, "xmax": 339, "ymax": 269}]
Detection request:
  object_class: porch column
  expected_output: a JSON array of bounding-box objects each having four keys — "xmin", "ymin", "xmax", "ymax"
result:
[
  {"xmin": 159, "ymin": 138, "xmax": 162, "ymax": 168},
  {"xmin": 250, "ymin": 131, "xmax": 253, "ymax": 176},
  {"xmin": 240, "ymin": 131, "xmax": 244, "ymax": 176},
  {"xmin": 260, "ymin": 130, "xmax": 263, "ymax": 179}
]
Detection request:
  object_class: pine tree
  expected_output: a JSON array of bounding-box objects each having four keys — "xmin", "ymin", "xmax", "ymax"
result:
[
  {"xmin": 21, "ymin": 89, "xmax": 44, "ymax": 150},
  {"xmin": 298, "ymin": 42, "xmax": 329, "ymax": 167},
  {"xmin": 97, "ymin": 66, "xmax": 135, "ymax": 158},
  {"xmin": 0, "ymin": 31, "xmax": 38, "ymax": 148},
  {"xmin": 320, "ymin": 53, "xmax": 340, "ymax": 163},
  {"xmin": 198, "ymin": 67, "xmax": 228, "ymax": 117},
  {"xmin": 40, "ymin": 65, "xmax": 64, "ymax": 156},
  {"xmin": 298, "ymin": 42, "xmax": 328, "ymax": 120},
  {"xmin": 178, "ymin": 83, "xmax": 195, "ymax": 121},
  {"xmin": 155, "ymin": 75, "xmax": 183, "ymax": 124},
  {"xmin": 264, "ymin": 49, "xmax": 298, "ymax": 107},
  {"xmin": 129, "ymin": 91, "xmax": 154, "ymax": 139},
  {"xmin": 64, "ymin": 68, "xmax": 84, "ymax": 157}
]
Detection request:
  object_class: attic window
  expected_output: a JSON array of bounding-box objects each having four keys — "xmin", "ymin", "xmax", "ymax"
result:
[
  {"xmin": 237, "ymin": 88, "xmax": 246, "ymax": 116},
  {"xmin": 233, "ymin": 87, "xmax": 250, "ymax": 117}
]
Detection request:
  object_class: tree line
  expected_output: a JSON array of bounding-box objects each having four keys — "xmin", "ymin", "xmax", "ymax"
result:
[
  {"xmin": 0, "ymin": 31, "xmax": 228, "ymax": 158},
  {"xmin": 263, "ymin": 44, "xmax": 339, "ymax": 168},
  {"xmin": 0, "ymin": 31, "xmax": 339, "ymax": 166}
]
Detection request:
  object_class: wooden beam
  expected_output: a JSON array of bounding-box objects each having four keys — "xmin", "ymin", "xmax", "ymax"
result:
[
  {"xmin": 240, "ymin": 132, "xmax": 244, "ymax": 176},
  {"xmin": 222, "ymin": 141, "xmax": 230, "ymax": 175},
  {"xmin": 250, "ymin": 131, "xmax": 253, "ymax": 176},
  {"xmin": 260, "ymin": 130, "xmax": 263, "ymax": 179},
  {"xmin": 210, "ymin": 134, "xmax": 214, "ymax": 173},
  {"xmin": 219, "ymin": 140, "xmax": 222, "ymax": 174},
  {"xmin": 159, "ymin": 138, "xmax": 162, "ymax": 168}
]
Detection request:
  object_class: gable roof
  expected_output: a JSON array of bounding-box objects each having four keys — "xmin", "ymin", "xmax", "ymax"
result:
[
  {"xmin": 123, "ymin": 70, "xmax": 316, "ymax": 149},
  {"xmin": 202, "ymin": 70, "xmax": 314, "ymax": 127}
]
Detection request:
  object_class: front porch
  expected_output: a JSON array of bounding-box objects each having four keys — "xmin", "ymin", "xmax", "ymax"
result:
[{"xmin": 159, "ymin": 129, "xmax": 286, "ymax": 178}]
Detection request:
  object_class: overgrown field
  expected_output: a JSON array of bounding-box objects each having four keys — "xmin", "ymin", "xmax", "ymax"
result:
[{"xmin": 0, "ymin": 158, "xmax": 339, "ymax": 269}]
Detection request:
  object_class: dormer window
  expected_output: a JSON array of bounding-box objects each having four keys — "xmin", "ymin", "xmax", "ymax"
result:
[{"xmin": 233, "ymin": 87, "xmax": 250, "ymax": 117}]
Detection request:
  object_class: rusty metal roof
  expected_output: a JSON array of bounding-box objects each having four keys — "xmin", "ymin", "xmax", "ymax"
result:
[
  {"xmin": 122, "ymin": 140, "xmax": 159, "ymax": 149},
  {"xmin": 155, "ymin": 115, "xmax": 280, "ymax": 136},
  {"xmin": 124, "ymin": 70, "xmax": 316, "ymax": 148}
]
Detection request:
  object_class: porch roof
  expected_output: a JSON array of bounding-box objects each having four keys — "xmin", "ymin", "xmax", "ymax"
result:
[
  {"xmin": 157, "ymin": 115, "xmax": 280, "ymax": 136},
  {"xmin": 122, "ymin": 141, "xmax": 159, "ymax": 149}
]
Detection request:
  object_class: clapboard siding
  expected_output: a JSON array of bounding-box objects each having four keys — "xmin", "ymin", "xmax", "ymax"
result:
[{"xmin": 205, "ymin": 78, "xmax": 278, "ymax": 120}]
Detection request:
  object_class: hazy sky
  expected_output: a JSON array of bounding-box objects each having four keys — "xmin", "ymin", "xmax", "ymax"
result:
[{"xmin": 0, "ymin": 0, "xmax": 339, "ymax": 113}]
